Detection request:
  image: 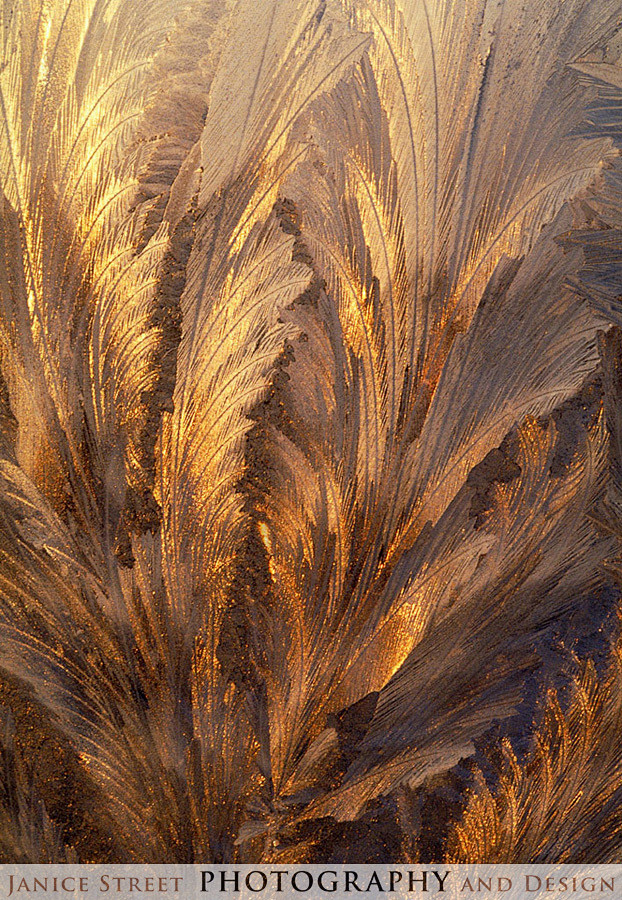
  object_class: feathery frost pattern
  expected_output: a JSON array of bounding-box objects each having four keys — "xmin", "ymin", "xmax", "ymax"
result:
[
  {"xmin": 447, "ymin": 643, "xmax": 622, "ymax": 863},
  {"xmin": 0, "ymin": 0, "xmax": 621, "ymax": 862}
]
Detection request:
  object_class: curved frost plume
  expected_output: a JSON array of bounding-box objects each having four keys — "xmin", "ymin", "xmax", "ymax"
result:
[
  {"xmin": 241, "ymin": 0, "xmax": 622, "ymax": 853},
  {"xmin": 443, "ymin": 327, "xmax": 622, "ymax": 865},
  {"xmin": 0, "ymin": 0, "xmax": 621, "ymax": 864},
  {"xmin": 0, "ymin": 0, "xmax": 368, "ymax": 861},
  {"xmin": 447, "ymin": 637, "xmax": 622, "ymax": 863}
]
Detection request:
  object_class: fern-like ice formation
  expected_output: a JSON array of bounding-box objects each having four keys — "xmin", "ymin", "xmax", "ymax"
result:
[
  {"xmin": 0, "ymin": 0, "xmax": 621, "ymax": 862},
  {"xmin": 447, "ymin": 641, "xmax": 622, "ymax": 863}
]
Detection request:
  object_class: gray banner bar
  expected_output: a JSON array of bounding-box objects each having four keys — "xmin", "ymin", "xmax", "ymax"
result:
[{"xmin": 0, "ymin": 866, "xmax": 618, "ymax": 900}]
